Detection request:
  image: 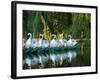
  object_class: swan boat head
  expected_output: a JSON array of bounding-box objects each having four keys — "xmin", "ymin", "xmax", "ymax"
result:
[
  {"xmin": 50, "ymin": 34, "xmax": 58, "ymax": 47},
  {"xmin": 27, "ymin": 33, "xmax": 32, "ymax": 39}
]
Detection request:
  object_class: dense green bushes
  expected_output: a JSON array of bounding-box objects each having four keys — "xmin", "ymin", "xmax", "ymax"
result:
[{"xmin": 23, "ymin": 10, "xmax": 91, "ymax": 39}]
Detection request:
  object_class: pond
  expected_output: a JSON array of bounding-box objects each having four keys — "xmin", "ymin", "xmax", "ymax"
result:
[{"xmin": 23, "ymin": 40, "xmax": 91, "ymax": 69}]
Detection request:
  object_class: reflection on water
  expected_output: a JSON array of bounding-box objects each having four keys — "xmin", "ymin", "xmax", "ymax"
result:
[{"xmin": 23, "ymin": 40, "xmax": 91, "ymax": 69}]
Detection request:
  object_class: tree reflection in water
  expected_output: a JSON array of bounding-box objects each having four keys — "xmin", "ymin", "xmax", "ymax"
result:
[{"xmin": 23, "ymin": 40, "xmax": 91, "ymax": 69}]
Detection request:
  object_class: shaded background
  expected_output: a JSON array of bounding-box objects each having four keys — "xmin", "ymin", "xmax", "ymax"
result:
[{"xmin": 23, "ymin": 10, "xmax": 91, "ymax": 39}]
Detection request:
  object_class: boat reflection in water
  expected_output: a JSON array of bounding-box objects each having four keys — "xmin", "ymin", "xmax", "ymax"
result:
[{"xmin": 23, "ymin": 47, "xmax": 80, "ymax": 69}]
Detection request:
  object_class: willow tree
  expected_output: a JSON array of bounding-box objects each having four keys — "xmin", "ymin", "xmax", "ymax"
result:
[
  {"xmin": 23, "ymin": 11, "xmax": 91, "ymax": 40},
  {"xmin": 23, "ymin": 11, "xmax": 43, "ymax": 38},
  {"xmin": 32, "ymin": 12, "xmax": 42, "ymax": 38},
  {"xmin": 71, "ymin": 13, "xmax": 91, "ymax": 39}
]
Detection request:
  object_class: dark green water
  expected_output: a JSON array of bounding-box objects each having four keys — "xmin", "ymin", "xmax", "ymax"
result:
[{"xmin": 23, "ymin": 40, "xmax": 91, "ymax": 69}]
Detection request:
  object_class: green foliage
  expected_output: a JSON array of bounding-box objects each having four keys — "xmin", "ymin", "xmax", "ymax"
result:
[
  {"xmin": 23, "ymin": 11, "xmax": 43, "ymax": 38},
  {"xmin": 23, "ymin": 11, "xmax": 91, "ymax": 39},
  {"xmin": 71, "ymin": 13, "xmax": 91, "ymax": 39}
]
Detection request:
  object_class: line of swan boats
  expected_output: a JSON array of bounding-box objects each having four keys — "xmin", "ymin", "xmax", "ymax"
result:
[
  {"xmin": 23, "ymin": 33, "xmax": 79, "ymax": 49},
  {"xmin": 23, "ymin": 33, "xmax": 80, "ymax": 69}
]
